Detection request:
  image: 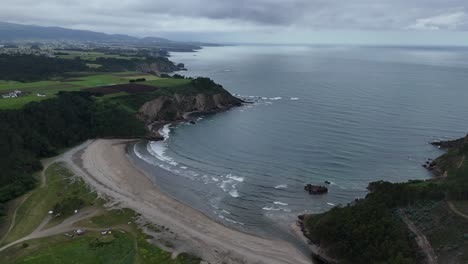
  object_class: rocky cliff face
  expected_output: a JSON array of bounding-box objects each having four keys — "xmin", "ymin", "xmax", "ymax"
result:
[
  {"xmin": 138, "ymin": 92, "xmax": 243, "ymax": 124},
  {"xmin": 428, "ymin": 134, "xmax": 468, "ymax": 176},
  {"xmin": 136, "ymin": 63, "xmax": 175, "ymax": 73}
]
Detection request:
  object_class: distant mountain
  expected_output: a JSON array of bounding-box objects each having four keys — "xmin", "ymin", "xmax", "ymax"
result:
[
  {"xmin": 0, "ymin": 21, "xmax": 172, "ymax": 43},
  {"xmin": 140, "ymin": 37, "xmax": 175, "ymax": 44}
]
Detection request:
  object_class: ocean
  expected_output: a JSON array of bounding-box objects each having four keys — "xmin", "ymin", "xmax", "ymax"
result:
[{"xmin": 130, "ymin": 45, "xmax": 468, "ymax": 238}]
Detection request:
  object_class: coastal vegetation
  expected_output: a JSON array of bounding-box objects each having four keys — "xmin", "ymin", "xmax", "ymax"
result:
[
  {"xmin": 0, "ymin": 91, "xmax": 146, "ymax": 209},
  {"xmin": 0, "ymin": 54, "xmax": 88, "ymax": 82},
  {"xmin": 0, "ymin": 163, "xmax": 201, "ymax": 264},
  {"xmin": 0, "ymin": 53, "xmax": 180, "ymax": 83},
  {"xmin": 303, "ymin": 135, "xmax": 468, "ymax": 263},
  {"xmin": 0, "ymin": 73, "xmax": 235, "ymax": 228}
]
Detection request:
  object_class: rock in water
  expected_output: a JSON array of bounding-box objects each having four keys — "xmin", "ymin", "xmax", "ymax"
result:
[{"xmin": 304, "ymin": 184, "xmax": 328, "ymax": 195}]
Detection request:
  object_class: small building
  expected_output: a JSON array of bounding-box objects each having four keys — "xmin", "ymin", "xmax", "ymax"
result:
[
  {"xmin": 2, "ymin": 92, "xmax": 18, "ymax": 98},
  {"xmin": 37, "ymin": 93, "xmax": 46, "ymax": 97}
]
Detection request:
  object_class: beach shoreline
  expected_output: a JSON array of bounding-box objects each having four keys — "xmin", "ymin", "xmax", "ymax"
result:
[{"xmin": 64, "ymin": 139, "xmax": 312, "ymax": 264}]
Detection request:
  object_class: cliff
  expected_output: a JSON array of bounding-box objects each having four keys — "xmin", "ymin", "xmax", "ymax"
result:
[
  {"xmin": 138, "ymin": 92, "xmax": 242, "ymax": 124},
  {"xmin": 429, "ymin": 134, "xmax": 468, "ymax": 177},
  {"xmin": 300, "ymin": 134, "xmax": 468, "ymax": 263},
  {"xmin": 136, "ymin": 61, "xmax": 184, "ymax": 74}
]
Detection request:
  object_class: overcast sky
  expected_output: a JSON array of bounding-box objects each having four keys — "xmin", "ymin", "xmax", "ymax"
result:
[{"xmin": 1, "ymin": 0, "xmax": 468, "ymax": 45}]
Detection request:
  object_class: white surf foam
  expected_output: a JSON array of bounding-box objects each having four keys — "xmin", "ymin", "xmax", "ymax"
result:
[
  {"xmin": 269, "ymin": 97, "xmax": 282, "ymax": 100},
  {"xmin": 159, "ymin": 124, "xmax": 171, "ymax": 139},
  {"xmin": 273, "ymin": 201, "xmax": 288, "ymax": 206},
  {"xmin": 262, "ymin": 206, "xmax": 291, "ymax": 212},
  {"xmin": 327, "ymin": 202, "xmax": 336, "ymax": 206},
  {"xmin": 147, "ymin": 125, "xmax": 179, "ymax": 166},
  {"xmin": 290, "ymin": 97, "xmax": 299, "ymax": 100},
  {"xmin": 229, "ymin": 189, "xmax": 239, "ymax": 198},
  {"xmin": 226, "ymin": 174, "xmax": 244, "ymax": 182},
  {"xmin": 275, "ymin": 184, "xmax": 287, "ymax": 189},
  {"xmin": 262, "ymin": 206, "xmax": 281, "ymax": 211},
  {"xmin": 148, "ymin": 141, "xmax": 178, "ymax": 166}
]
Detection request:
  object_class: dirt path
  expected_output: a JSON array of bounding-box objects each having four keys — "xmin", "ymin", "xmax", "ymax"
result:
[
  {"xmin": 447, "ymin": 202, "xmax": 468, "ymax": 220},
  {"xmin": 457, "ymin": 155, "xmax": 465, "ymax": 169},
  {"xmin": 0, "ymin": 157, "xmax": 57, "ymax": 245},
  {"xmin": 399, "ymin": 209, "xmax": 438, "ymax": 264},
  {"xmin": 0, "ymin": 207, "xmax": 102, "ymax": 252},
  {"xmin": 0, "ymin": 194, "xmax": 32, "ymax": 245},
  {"xmin": 445, "ymin": 155, "xmax": 468, "ymax": 220}
]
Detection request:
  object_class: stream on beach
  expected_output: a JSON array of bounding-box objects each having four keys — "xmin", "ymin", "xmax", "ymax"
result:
[{"xmin": 130, "ymin": 45, "xmax": 468, "ymax": 242}]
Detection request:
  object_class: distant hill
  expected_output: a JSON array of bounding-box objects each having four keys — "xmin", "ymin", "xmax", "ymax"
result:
[{"xmin": 0, "ymin": 21, "xmax": 172, "ymax": 43}]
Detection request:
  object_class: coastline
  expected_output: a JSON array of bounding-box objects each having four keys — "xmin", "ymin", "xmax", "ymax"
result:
[{"xmin": 64, "ymin": 139, "xmax": 312, "ymax": 264}]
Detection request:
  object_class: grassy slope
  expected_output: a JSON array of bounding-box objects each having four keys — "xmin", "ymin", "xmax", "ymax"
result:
[
  {"xmin": 0, "ymin": 163, "xmax": 201, "ymax": 264},
  {"xmin": 2, "ymin": 163, "xmax": 97, "ymax": 244},
  {"xmin": 0, "ymin": 73, "xmax": 178, "ymax": 109}
]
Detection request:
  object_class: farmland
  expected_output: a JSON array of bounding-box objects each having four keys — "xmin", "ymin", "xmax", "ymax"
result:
[
  {"xmin": 0, "ymin": 73, "xmax": 188, "ymax": 109},
  {"xmin": 54, "ymin": 50, "xmax": 141, "ymax": 61}
]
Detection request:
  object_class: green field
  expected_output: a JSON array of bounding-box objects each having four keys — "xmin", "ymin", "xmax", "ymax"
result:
[
  {"xmin": 0, "ymin": 73, "xmax": 188, "ymax": 109},
  {"xmin": 54, "ymin": 50, "xmax": 141, "ymax": 61},
  {"xmin": 0, "ymin": 163, "xmax": 201, "ymax": 264},
  {"xmin": 2, "ymin": 163, "xmax": 97, "ymax": 244}
]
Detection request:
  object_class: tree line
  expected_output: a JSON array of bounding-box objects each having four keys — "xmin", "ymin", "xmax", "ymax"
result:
[{"xmin": 0, "ymin": 92, "xmax": 146, "ymax": 218}]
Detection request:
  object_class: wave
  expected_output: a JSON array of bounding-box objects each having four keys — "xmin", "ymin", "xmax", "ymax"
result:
[
  {"xmin": 215, "ymin": 211, "xmax": 245, "ymax": 225},
  {"xmin": 290, "ymin": 97, "xmax": 299, "ymax": 100},
  {"xmin": 327, "ymin": 202, "xmax": 336, "ymax": 206},
  {"xmin": 269, "ymin": 97, "xmax": 282, "ymax": 100},
  {"xmin": 229, "ymin": 189, "xmax": 239, "ymax": 198},
  {"xmin": 146, "ymin": 124, "xmax": 179, "ymax": 166},
  {"xmin": 275, "ymin": 184, "xmax": 288, "ymax": 189},
  {"xmin": 262, "ymin": 206, "xmax": 291, "ymax": 212},
  {"xmin": 262, "ymin": 206, "xmax": 281, "ymax": 211},
  {"xmin": 273, "ymin": 201, "xmax": 288, "ymax": 206},
  {"xmin": 148, "ymin": 141, "xmax": 178, "ymax": 166},
  {"xmin": 159, "ymin": 124, "xmax": 171, "ymax": 139},
  {"xmin": 226, "ymin": 174, "xmax": 244, "ymax": 182}
]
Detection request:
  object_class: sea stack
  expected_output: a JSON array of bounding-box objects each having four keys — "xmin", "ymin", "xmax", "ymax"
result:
[{"xmin": 304, "ymin": 184, "xmax": 328, "ymax": 195}]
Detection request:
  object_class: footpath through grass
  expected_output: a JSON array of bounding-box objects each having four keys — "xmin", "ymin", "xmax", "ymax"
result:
[
  {"xmin": 0, "ymin": 163, "xmax": 201, "ymax": 264},
  {"xmin": 2, "ymin": 163, "xmax": 97, "ymax": 244}
]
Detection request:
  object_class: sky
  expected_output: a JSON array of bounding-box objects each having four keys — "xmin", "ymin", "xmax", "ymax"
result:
[{"xmin": 1, "ymin": 0, "xmax": 468, "ymax": 45}]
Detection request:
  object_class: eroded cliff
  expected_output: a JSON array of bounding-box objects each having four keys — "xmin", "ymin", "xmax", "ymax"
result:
[{"xmin": 138, "ymin": 92, "xmax": 243, "ymax": 124}]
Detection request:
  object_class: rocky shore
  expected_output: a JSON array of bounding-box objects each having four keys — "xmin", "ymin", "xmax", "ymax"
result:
[{"xmin": 138, "ymin": 89, "xmax": 243, "ymax": 139}]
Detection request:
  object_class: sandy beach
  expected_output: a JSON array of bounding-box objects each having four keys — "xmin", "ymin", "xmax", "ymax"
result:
[{"xmin": 64, "ymin": 139, "xmax": 311, "ymax": 264}]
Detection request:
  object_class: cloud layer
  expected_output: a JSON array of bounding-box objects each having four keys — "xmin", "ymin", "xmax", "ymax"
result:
[{"xmin": 1, "ymin": 0, "xmax": 467, "ymax": 41}]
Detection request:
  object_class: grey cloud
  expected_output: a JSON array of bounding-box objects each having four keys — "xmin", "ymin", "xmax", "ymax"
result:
[{"xmin": 0, "ymin": 0, "xmax": 467, "ymax": 36}]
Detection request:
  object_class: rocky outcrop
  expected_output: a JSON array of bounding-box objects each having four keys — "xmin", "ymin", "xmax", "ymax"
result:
[
  {"xmin": 428, "ymin": 134, "xmax": 468, "ymax": 177},
  {"xmin": 138, "ymin": 92, "xmax": 243, "ymax": 124},
  {"xmin": 136, "ymin": 62, "xmax": 180, "ymax": 74},
  {"xmin": 304, "ymin": 184, "xmax": 328, "ymax": 195}
]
